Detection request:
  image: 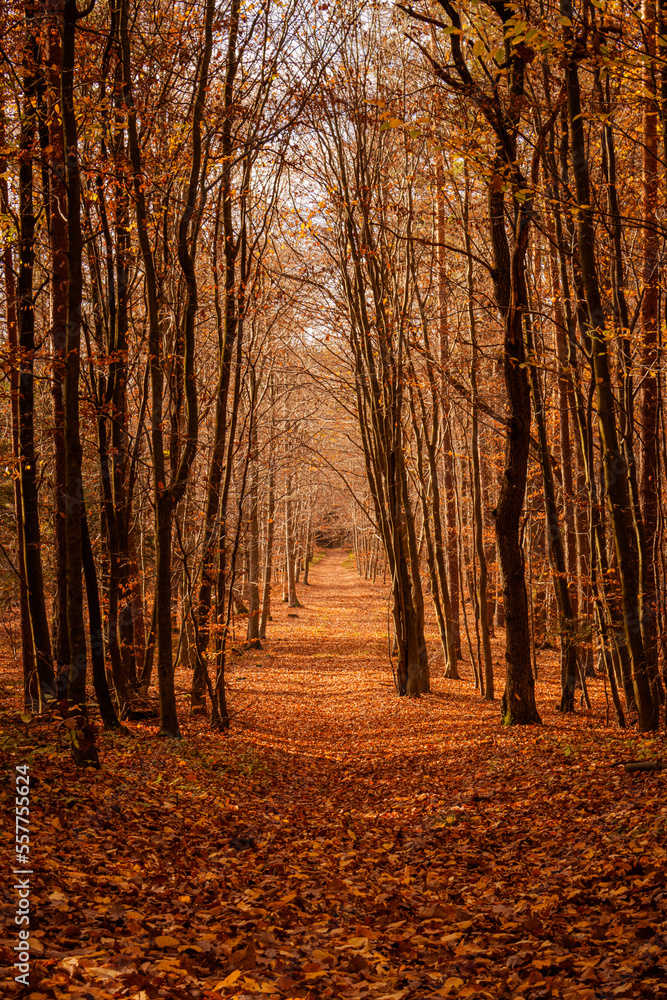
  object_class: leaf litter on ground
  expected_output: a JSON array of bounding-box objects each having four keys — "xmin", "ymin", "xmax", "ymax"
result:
[{"xmin": 1, "ymin": 549, "xmax": 667, "ymax": 999}]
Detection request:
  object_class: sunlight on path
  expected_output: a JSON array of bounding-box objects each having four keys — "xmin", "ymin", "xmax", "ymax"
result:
[
  {"xmin": 234, "ymin": 549, "xmax": 392, "ymax": 748},
  {"xmin": 230, "ymin": 549, "xmax": 500, "ymax": 768}
]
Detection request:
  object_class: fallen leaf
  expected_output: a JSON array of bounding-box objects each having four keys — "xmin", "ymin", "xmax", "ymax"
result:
[{"xmin": 154, "ymin": 935, "xmax": 180, "ymax": 948}]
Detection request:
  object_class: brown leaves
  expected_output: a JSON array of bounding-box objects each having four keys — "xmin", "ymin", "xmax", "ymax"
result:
[
  {"xmin": 2, "ymin": 552, "xmax": 667, "ymax": 999},
  {"xmin": 228, "ymin": 937, "xmax": 257, "ymax": 971},
  {"xmin": 153, "ymin": 935, "xmax": 180, "ymax": 948},
  {"xmin": 418, "ymin": 903, "xmax": 458, "ymax": 920}
]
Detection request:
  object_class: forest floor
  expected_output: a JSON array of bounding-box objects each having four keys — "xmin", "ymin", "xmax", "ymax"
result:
[{"xmin": 1, "ymin": 548, "xmax": 667, "ymax": 1000}]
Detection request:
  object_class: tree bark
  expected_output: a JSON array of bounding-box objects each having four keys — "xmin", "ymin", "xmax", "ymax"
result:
[
  {"xmin": 44, "ymin": 0, "xmax": 70, "ymax": 698},
  {"xmin": 62, "ymin": 0, "xmax": 89, "ymax": 710},
  {"xmin": 639, "ymin": 0, "xmax": 660, "ymax": 686},
  {"xmin": 259, "ymin": 376, "xmax": 276, "ymax": 640},
  {"xmin": 285, "ymin": 473, "xmax": 302, "ymax": 608},
  {"xmin": 525, "ymin": 306, "xmax": 579, "ymax": 712},
  {"xmin": 495, "ymin": 238, "xmax": 540, "ymax": 725},
  {"xmin": 17, "ymin": 3, "xmax": 56, "ymax": 709},
  {"xmin": 0, "ymin": 111, "xmax": 37, "ymax": 710},
  {"xmin": 246, "ymin": 372, "xmax": 261, "ymax": 646},
  {"xmin": 191, "ymin": 1, "xmax": 242, "ymax": 712},
  {"xmin": 464, "ymin": 177, "xmax": 494, "ymax": 700},
  {"xmin": 435, "ymin": 153, "xmax": 461, "ymax": 658},
  {"xmin": 81, "ymin": 505, "xmax": 120, "ymax": 729}
]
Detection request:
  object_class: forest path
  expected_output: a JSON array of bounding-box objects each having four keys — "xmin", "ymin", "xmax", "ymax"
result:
[
  {"xmin": 231, "ymin": 546, "xmax": 432, "ymax": 758},
  {"xmin": 225, "ymin": 545, "xmax": 503, "ymax": 792},
  {"xmin": 5, "ymin": 550, "xmax": 666, "ymax": 1000}
]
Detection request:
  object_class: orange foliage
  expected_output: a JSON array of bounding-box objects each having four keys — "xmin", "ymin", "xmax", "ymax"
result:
[{"xmin": 1, "ymin": 550, "xmax": 666, "ymax": 998}]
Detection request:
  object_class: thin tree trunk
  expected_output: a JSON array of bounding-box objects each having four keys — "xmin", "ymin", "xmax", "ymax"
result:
[
  {"xmin": 62, "ymin": 0, "xmax": 89, "ymax": 710},
  {"xmin": 469, "ymin": 310, "xmax": 493, "ymax": 701},
  {"xmin": 416, "ymin": 468, "xmax": 449, "ymax": 673},
  {"xmin": 17, "ymin": 5, "xmax": 56, "ymax": 709},
  {"xmin": 139, "ymin": 595, "xmax": 157, "ymax": 695},
  {"xmin": 463, "ymin": 172, "xmax": 493, "ymax": 699},
  {"xmin": 246, "ymin": 372, "xmax": 261, "ymax": 647},
  {"xmin": 639, "ymin": 0, "xmax": 660, "ymax": 688},
  {"xmin": 435, "ymin": 154, "xmax": 461, "ymax": 658},
  {"xmin": 259, "ymin": 459, "xmax": 275, "ymax": 639},
  {"xmin": 44, "ymin": 0, "xmax": 70, "ymax": 698},
  {"xmin": 259, "ymin": 375, "xmax": 276, "ymax": 640},
  {"xmin": 191, "ymin": 3, "xmax": 242, "ymax": 712},
  {"xmin": 128, "ymin": 523, "xmax": 145, "ymax": 676},
  {"xmin": 302, "ymin": 505, "xmax": 313, "ymax": 586},
  {"xmin": 285, "ymin": 474, "xmax": 301, "ymax": 608},
  {"xmin": 81, "ymin": 505, "xmax": 120, "ymax": 729},
  {"xmin": 494, "ymin": 192, "xmax": 541, "ymax": 725},
  {"xmin": 1, "ymin": 117, "xmax": 37, "ymax": 710},
  {"xmin": 525, "ymin": 303, "xmax": 579, "ymax": 712}
]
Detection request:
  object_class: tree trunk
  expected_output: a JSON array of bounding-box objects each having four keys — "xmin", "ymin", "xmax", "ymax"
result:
[
  {"xmin": 246, "ymin": 374, "xmax": 261, "ymax": 647},
  {"xmin": 191, "ymin": 2, "xmax": 242, "ymax": 712},
  {"xmin": 525, "ymin": 305, "xmax": 579, "ymax": 712},
  {"xmin": 128, "ymin": 523, "xmax": 145, "ymax": 676},
  {"xmin": 543, "ymin": 181, "xmax": 577, "ymax": 586},
  {"xmin": 1, "ymin": 116, "xmax": 37, "ymax": 710},
  {"xmin": 302, "ymin": 505, "xmax": 313, "ymax": 586},
  {"xmin": 44, "ymin": 0, "xmax": 70, "ymax": 698},
  {"xmin": 17, "ymin": 4, "xmax": 56, "ymax": 710},
  {"xmin": 435, "ymin": 155, "xmax": 461, "ymax": 659},
  {"xmin": 81, "ymin": 506, "xmax": 120, "ymax": 729},
  {"xmin": 639, "ymin": 0, "xmax": 660, "ymax": 687},
  {"xmin": 62, "ymin": 0, "xmax": 89, "ymax": 710},
  {"xmin": 463, "ymin": 172, "xmax": 493, "ymax": 699},
  {"xmin": 399, "ymin": 448, "xmax": 429, "ymax": 693},
  {"xmin": 494, "ymin": 199, "xmax": 541, "ymax": 726},
  {"xmin": 470, "ymin": 330, "xmax": 493, "ymax": 702},
  {"xmin": 285, "ymin": 474, "xmax": 302, "ymax": 608},
  {"xmin": 155, "ymin": 494, "xmax": 179, "ymax": 735},
  {"xmin": 259, "ymin": 501, "xmax": 275, "ymax": 639},
  {"xmin": 259, "ymin": 385, "xmax": 276, "ymax": 640}
]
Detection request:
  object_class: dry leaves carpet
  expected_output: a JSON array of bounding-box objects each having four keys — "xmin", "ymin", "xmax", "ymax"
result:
[{"xmin": 2, "ymin": 549, "xmax": 667, "ymax": 1000}]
